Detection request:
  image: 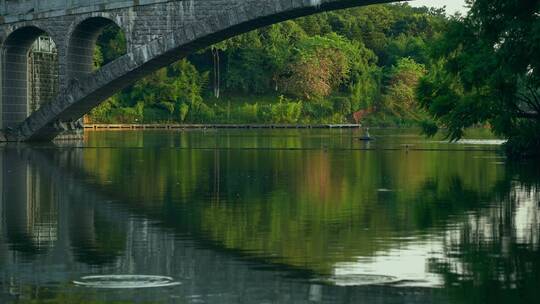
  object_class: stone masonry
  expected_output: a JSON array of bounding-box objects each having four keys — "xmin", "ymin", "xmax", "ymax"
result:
[{"xmin": 0, "ymin": 0, "xmax": 397, "ymax": 141}]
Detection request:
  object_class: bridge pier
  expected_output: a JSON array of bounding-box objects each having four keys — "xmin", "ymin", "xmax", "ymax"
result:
[{"xmin": 0, "ymin": 31, "xmax": 83, "ymax": 141}]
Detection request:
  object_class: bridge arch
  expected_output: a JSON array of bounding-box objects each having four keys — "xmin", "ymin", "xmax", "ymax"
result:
[
  {"xmin": 1, "ymin": 25, "xmax": 58, "ymax": 129},
  {"xmin": 11, "ymin": 0, "xmax": 396, "ymax": 141},
  {"xmin": 67, "ymin": 16, "xmax": 127, "ymax": 81}
]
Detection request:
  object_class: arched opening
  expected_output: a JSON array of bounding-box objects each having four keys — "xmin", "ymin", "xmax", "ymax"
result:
[
  {"xmin": 67, "ymin": 17, "xmax": 126, "ymax": 80},
  {"xmin": 1, "ymin": 27, "xmax": 59, "ymax": 129}
]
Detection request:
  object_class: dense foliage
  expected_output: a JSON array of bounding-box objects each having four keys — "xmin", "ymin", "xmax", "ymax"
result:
[
  {"xmin": 89, "ymin": 4, "xmax": 447, "ymax": 125},
  {"xmin": 417, "ymin": 0, "xmax": 540, "ymax": 158}
]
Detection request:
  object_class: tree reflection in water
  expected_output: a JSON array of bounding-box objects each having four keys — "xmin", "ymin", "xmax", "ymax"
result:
[
  {"xmin": 0, "ymin": 129, "xmax": 538, "ymax": 303},
  {"xmin": 429, "ymin": 163, "xmax": 540, "ymax": 303}
]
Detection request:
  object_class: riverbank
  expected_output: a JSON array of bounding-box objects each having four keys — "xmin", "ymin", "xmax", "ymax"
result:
[{"xmin": 83, "ymin": 123, "xmax": 363, "ymax": 130}]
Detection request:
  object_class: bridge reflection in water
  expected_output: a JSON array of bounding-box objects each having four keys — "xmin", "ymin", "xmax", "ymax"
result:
[
  {"xmin": 0, "ymin": 147, "xmax": 437, "ymax": 303},
  {"xmin": 0, "ymin": 129, "xmax": 539, "ymax": 303}
]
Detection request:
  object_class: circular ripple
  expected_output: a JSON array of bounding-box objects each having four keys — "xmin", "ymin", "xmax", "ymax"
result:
[
  {"xmin": 73, "ymin": 275, "xmax": 181, "ymax": 289},
  {"xmin": 313, "ymin": 274, "xmax": 399, "ymax": 286}
]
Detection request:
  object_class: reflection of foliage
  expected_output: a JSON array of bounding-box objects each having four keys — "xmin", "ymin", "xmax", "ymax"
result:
[
  {"xmin": 427, "ymin": 162, "xmax": 540, "ymax": 303},
  {"xmin": 5, "ymin": 230, "xmax": 43, "ymax": 259},
  {"xmin": 411, "ymin": 176, "xmax": 488, "ymax": 230},
  {"xmin": 81, "ymin": 131, "xmax": 508, "ymax": 275},
  {"xmin": 15, "ymin": 286, "xmax": 147, "ymax": 304},
  {"xmin": 196, "ymin": 168, "xmax": 501, "ymax": 274},
  {"xmin": 70, "ymin": 210, "xmax": 127, "ymax": 266},
  {"xmin": 9, "ymin": 129, "xmax": 528, "ymax": 302}
]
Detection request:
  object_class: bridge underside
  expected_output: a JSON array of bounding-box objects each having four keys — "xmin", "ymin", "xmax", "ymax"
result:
[{"xmin": 0, "ymin": 0, "xmax": 396, "ymax": 142}]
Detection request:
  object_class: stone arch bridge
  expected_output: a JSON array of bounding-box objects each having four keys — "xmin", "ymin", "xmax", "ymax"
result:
[{"xmin": 0, "ymin": 0, "xmax": 396, "ymax": 141}]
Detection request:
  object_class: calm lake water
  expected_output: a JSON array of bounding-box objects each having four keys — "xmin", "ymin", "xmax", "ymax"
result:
[{"xmin": 1, "ymin": 128, "xmax": 539, "ymax": 303}]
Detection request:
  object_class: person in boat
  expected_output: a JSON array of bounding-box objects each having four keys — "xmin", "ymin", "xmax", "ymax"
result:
[{"xmin": 358, "ymin": 127, "xmax": 374, "ymax": 141}]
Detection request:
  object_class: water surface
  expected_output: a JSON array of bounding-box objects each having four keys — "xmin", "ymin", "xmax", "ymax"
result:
[{"xmin": 1, "ymin": 128, "xmax": 539, "ymax": 303}]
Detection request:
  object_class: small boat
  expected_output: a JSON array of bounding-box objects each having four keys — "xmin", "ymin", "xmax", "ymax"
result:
[
  {"xmin": 356, "ymin": 128, "xmax": 374, "ymax": 141},
  {"xmin": 357, "ymin": 136, "xmax": 375, "ymax": 141}
]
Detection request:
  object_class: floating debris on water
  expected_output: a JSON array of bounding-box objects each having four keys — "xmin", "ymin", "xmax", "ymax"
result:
[
  {"xmin": 453, "ymin": 139, "xmax": 507, "ymax": 145},
  {"xmin": 312, "ymin": 274, "xmax": 399, "ymax": 286},
  {"xmin": 73, "ymin": 275, "xmax": 181, "ymax": 289}
]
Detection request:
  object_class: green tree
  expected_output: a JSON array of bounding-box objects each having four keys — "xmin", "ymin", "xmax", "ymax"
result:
[
  {"xmin": 278, "ymin": 33, "xmax": 360, "ymax": 99},
  {"xmin": 88, "ymin": 3, "xmax": 450, "ymax": 126},
  {"xmin": 222, "ymin": 21, "xmax": 306, "ymax": 94},
  {"xmin": 95, "ymin": 24, "xmax": 127, "ymax": 66},
  {"xmin": 417, "ymin": 0, "xmax": 540, "ymax": 158},
  {"xmin": 381, "ymin": 57, "xmax": 426, "ymax": 120}
]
